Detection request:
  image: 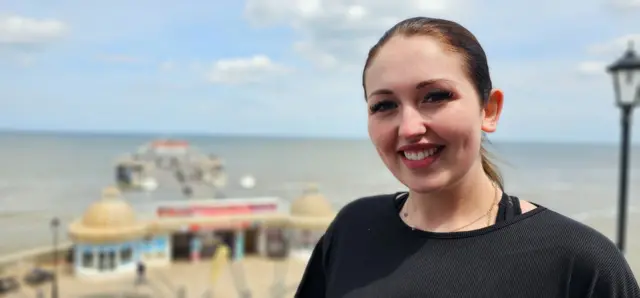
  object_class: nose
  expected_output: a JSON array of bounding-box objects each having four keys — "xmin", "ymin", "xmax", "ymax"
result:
[{"xmin": 398, "ymin": 106, "xmax": 427, "ymax": 140}]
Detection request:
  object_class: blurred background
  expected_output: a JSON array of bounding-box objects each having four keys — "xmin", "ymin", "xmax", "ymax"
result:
[{"xmin": 1, "ymin": 0, "xmax": 640, "ymax": 297}]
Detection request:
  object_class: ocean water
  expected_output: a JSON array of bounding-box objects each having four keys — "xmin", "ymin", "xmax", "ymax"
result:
[{"xmin": 1, "ymin": 132, "xmax": 639, "ymax": 255}]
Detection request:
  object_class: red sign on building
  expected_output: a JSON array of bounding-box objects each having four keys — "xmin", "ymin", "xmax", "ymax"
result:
[{"xmin": 157, "ymin": 202, "xmax": 278, "ymax": 231}]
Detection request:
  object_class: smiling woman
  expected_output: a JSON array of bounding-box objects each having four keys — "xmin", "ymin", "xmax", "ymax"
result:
[{"xmin": 294, "ymin": 17, "xmax": 640, "ymax": 298}]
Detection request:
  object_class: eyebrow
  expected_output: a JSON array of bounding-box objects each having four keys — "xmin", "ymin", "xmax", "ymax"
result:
[{"xmin": 367, "ymin": 79, "xmax": 448, "ymax": 99}]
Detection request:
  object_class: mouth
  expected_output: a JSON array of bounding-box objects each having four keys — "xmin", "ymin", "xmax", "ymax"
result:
[
  {"xmin": 397, "ymin": 145, "xmax": 445, "ymax": 169},
  {"xmin": 401, "ymin": 146, "xmax": 444, "ymax": 160}
]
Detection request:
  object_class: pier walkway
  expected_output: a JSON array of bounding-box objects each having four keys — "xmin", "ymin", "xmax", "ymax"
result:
[{"xmin": 2, "ymin": 257, "xmax": 307, "ymax": 298}]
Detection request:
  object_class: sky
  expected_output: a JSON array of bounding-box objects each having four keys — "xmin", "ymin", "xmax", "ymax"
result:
[{"xmin": 1, "ymin": 0, "xmax": 640, "ymax": 142}]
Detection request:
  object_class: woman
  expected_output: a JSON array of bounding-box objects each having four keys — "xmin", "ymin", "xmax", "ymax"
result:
[{"xmin": 295, "ymin": 17, "xmax": 640, "ymax": 298}]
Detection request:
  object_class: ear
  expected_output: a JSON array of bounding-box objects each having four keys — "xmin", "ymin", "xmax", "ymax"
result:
[{"xmin": 481, "ymin": 89, "xmax": 504, "ymax": 133}]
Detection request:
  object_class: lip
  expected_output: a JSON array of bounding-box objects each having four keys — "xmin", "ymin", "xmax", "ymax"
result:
[{"xmin": 397, "ymin": 143, "xmax": 443, "ymax": 152}]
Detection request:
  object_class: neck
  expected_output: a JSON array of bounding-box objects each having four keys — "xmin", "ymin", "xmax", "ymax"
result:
[{"xmin": 406, "ymin": 161, "xmax": 500, "ymax": 232}]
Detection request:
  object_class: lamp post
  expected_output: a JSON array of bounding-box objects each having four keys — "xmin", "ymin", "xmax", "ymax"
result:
[
  {"xmin": 50, "ymin": 217, "xmax": 60, "ymax": 298},
  {"xmin": 607, "ymin": 41, "xmax": 640, "ymax": 254}
]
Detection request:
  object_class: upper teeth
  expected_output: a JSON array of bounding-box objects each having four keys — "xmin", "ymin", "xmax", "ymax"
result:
[{"xmin": 404, "ymin": 148, "xmax": 439, "ymax": 160}]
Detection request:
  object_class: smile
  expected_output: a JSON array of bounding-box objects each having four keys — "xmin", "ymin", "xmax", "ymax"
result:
[
  {"xmin": 398, "ymin": 145, "xmax": 445, "ymax": 169},
  {"xmin": 403, "ymin": 147, "xmax": 443, "ymax": 160}
]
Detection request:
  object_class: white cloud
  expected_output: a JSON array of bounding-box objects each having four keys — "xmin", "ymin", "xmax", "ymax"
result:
[
  {"xmin": 577, "ymin": 61, "xmax": 608, "ymax": 76},
  {"xmin": 244, "ymin": 0, "xmax": 469, "ymax": 69},
  {"xmin": 578, "ymin": 34, "xmax": 640, "ymax": 77},
  {"xmin": 0, "ymin": 0, "xmax": 227, "ymax": 45},
  {"xmin": 207, "ymin": 55, "xmax": 291, "ymax": 85},
  {"xmin": 243, "ymin": 0, "xmax": 618, "ymax": 71},
  {"xmin": 0, "ymin": 14, "xmax": 67, "ymax": 46},
  {"xmin": 586, "ymin": 34, "xmax": 640, "ymax": 56}
]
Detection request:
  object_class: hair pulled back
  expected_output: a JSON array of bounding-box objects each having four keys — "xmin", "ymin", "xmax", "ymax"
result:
[{"xmin": 362, "ymin": 17, "xmax": 503, "ymax": 189}]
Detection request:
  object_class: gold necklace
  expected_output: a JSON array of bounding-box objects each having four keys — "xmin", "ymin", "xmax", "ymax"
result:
[{"xmin": 403, "ymin": 183, "xmax": 499, "ymax": 232}]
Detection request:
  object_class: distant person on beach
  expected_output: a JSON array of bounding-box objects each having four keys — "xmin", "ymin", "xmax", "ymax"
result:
[
  {"xmin": 136, "ymin": 261, "xmax": 146, "ymax": 285},
  {"xmin": 295, "ymin": 17, "xmax": 640, "ymax": 298}
]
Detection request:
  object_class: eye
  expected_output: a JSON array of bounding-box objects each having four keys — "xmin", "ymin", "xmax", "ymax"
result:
[
  {"xmin": 423, "ymin": 90, "xmax": 454, "ymax": 103},
  {"xmin": 369, "ymin": 100, "xmax": 397, "ymax": 114}
]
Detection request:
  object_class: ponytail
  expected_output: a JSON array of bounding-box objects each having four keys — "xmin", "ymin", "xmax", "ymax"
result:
[{"xmin": 480, "ymin": 144, "xmax": 503, "ymax": 190}]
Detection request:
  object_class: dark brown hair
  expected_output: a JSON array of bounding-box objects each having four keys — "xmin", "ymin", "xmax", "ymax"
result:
[{"xmin": 362, "ymin": 17, "xmax": 503, "ymax": 189}]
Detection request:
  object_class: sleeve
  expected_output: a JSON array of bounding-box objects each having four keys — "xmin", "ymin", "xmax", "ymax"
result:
[
  {"xmin": 294, "ymin": 235, "xmax": 328, "ymax": 298},
  {"xmin": 587, "ymin": 257, "xmax": 640, "ymax": 298},
  {"xmin": 569, "ymin": 240, "xmax": 640, "ymax": 298}
]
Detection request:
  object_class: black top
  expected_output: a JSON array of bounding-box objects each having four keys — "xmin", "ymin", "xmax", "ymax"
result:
[{"xmin": 295, "ymin": 192, "xmax": 640, "ymax": 298}]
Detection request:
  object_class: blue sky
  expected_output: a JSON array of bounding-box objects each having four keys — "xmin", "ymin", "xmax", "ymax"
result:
[{"xmin": 1, "ymin": 0, "xmax": 639, "ymax": 142}]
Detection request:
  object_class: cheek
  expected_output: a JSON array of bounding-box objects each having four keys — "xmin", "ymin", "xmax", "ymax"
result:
[
  {"xmin": 430, "ymin": 104, "xmax": 483, "ymax": 150},
  {"xmin": 368, "ymin": 119, "xmax": 397, "ymax": 155}
]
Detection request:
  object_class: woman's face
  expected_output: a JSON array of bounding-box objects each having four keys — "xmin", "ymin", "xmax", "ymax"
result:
[{"xmin": 364, "ymin": 35, "xmax": 502, "ymax": 193}]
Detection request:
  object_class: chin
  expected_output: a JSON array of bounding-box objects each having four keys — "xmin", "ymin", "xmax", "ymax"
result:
[
  {"xmin": 403, "ymin": 179, "xmax": 444, "ymax": 193},
  {"xmin": 396, "ymin": 170, "xmax": 450, "ymax": 194}
]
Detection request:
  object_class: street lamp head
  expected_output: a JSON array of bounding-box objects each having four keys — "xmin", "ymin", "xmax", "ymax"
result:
[
  {"xmin": 50, "ymin": 217, "xmax": 60, "ymax": 228},
  {"xmin": 608, "ymin": 40, "xmax": 640, "ymax": 108}
]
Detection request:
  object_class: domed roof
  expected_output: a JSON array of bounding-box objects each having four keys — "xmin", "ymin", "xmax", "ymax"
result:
[
  {"xmin": 68, "ymin": 187, "xmax": 148, "ymax": 243},
  {"xmin": 290, "ymin": 184, "xmax": 334, "ymax": 218},
  {"xmin": 81, "ymin": 187, "xmax": 137, "ymax": 228}
]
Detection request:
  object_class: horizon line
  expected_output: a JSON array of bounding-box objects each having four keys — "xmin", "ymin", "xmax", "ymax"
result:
[{"xmin": 0, "ymin": 128, "xmax": 628, "ymax": 146}]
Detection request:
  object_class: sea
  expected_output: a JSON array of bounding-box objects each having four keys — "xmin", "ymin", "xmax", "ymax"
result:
[{"xmin": 1, "ymin": 132, "xmax": 639, "ymax": 267}]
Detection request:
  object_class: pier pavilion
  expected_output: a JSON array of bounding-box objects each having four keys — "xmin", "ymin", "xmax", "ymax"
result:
[{"xmin": 67, "ymin": 185, "xmax": 335, "ymax": 280}]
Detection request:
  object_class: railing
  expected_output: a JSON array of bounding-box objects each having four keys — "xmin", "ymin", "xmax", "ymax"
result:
[
  {"xmin": 0, "ymin": 242, "xmax": 72, "ymax": 273},
  {"xmin": 0, "ymin": 241, "xmax": 304, "ymax": 298}
]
